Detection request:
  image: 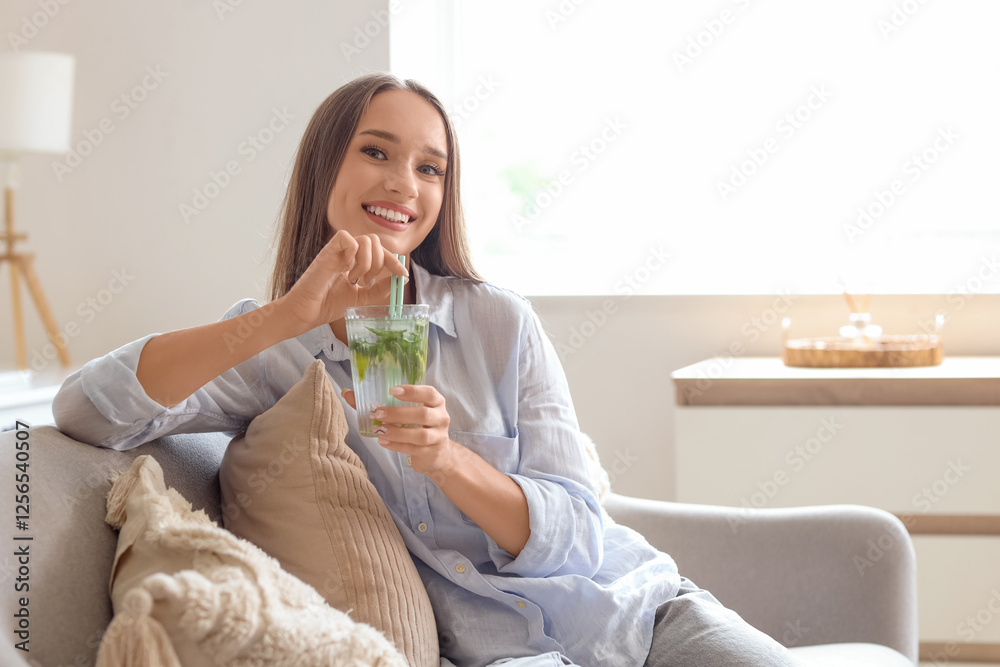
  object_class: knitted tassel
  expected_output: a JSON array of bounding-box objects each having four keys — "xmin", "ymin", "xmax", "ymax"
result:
[{"xmin": 96, "ymin": 589, "xmax": 181, "ymax": 667}]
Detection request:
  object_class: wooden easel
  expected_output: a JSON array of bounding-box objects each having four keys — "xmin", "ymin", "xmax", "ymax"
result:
[{"xmin": 2, "ymin": 182, "xmax": 70, "ymax": 370}]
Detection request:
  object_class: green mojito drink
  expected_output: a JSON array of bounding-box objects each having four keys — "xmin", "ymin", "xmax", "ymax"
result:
[{"xmin": 345, "ymin": 304, "xmax": 429, "ymax": 437}]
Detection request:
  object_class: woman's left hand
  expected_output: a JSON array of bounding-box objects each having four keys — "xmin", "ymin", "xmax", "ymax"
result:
[{"xmin": 341, "ymin": 384, "xmax": 458, "ymax": 480}]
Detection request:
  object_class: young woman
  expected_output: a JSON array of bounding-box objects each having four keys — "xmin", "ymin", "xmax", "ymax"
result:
[{"xmin": 54, "ymin": 73, "xmax": 801, "ymax": 667}]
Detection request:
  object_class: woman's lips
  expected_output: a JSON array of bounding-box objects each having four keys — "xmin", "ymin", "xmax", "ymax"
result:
[
  {"xmin": 363, "ymin": 206, "xmax": 411, "ymax": 231},
  {"xmin": 364, "ymin": 201, "xmax": 417, "ymax": 221}
]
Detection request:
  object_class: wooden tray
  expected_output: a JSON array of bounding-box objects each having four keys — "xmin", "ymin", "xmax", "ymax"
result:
[{"xmin": 783, "ymin": 334, "xmax": 943, "ymax": 368}]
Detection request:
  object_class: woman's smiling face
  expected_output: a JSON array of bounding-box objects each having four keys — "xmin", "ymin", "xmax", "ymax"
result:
[{"xmin": 326, "ymin": 89, "xmax": 448, "ymax": 256}]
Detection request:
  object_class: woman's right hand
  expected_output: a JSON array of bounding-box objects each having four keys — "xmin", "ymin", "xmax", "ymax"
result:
[{"xmin": 277, "ymin": 229, "xmax": 408, "ymax": 334}]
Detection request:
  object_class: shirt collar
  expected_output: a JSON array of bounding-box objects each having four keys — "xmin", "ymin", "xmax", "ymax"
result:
[
  {"xmin": 295, "ymin": 260, "xmax": 458, "ymax": 359},
  {"xmin": 413, "ymin": 261, "xmax": 457, "ymax": 339}
]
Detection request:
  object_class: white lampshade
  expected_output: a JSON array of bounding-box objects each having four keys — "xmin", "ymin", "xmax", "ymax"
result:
[{"xmin": 0, "ymin": 51, "xmax": 75, "ymax": 156}]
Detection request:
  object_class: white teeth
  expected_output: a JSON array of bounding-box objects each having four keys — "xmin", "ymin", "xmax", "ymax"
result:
[{"xmin": 366, "ymin": 205, "xmax": 410, "ymax": 224}]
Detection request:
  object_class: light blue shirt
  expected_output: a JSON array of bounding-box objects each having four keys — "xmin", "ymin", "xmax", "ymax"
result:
[{"xmin": 54, "ymin": 263, "xmax": 681, "ymax": 667}]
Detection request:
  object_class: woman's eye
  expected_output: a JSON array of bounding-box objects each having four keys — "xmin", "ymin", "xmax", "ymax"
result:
[
  {"xmin": 361, "ymin": 145, "xmax": 386, "ymax": 160},
  {"xmin": 419, "ymin": 164, "xmax": 445, "ymax": 176}
]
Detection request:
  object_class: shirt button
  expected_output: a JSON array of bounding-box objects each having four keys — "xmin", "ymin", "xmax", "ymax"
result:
[
  {"xmin": 417, "ymin": 522, "xmax": 428, "ymax": 533},
  {"xmin": 455, "ymin": 563, "xmax": 466, "ymax": 574},
  {"xmin": 406, "ymin": 456, "xmax": 412, "ymax": 467},
  {"xmin": 517, "ymin": 601, "xmax": 526, "ymax": 609}
]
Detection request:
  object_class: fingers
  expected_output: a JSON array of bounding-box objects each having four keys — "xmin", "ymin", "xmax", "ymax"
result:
[
  {"xmin": 322, "ymin": 230, "xmax": 359, "ymax": 270},
  {"xmin": 373, "ymin": 386, "xmax": 448, "ymax": 432},
  {"xmin": 384, "ymin": 248, "xmax": 408, "ymax": 277},
  {"xmin": 389, "ymin": 384, "xmax": 444, "ymax": 407},
  {"xmin": 374, "ymin": 404, "xmax": 437, "ymax": 427},
  {"xmin": 339, "ymin": 387, "xmax": 356, "ymax": 410},
  {"xmin": 347, "ymin": 235, "xmax": 373, "ymax": 285},
  {"xmin": 365, "ymin": 272, "xmax": 394, "ymax": 303},
  {"xmin": 334, "ymin": 232, "xmax": 407, "ymax": 286},
  {"xmin": 377, "ymin": 424, "xmax": 437, "ymax": 448}
]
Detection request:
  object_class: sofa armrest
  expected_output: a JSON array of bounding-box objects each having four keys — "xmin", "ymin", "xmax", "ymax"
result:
[
  {"xmin": 602, "ymin": 493, "xmax": 918, "ymax": 663},
  {"xmin": 0, "ymin": 425, "xmax": 230, "ymax": 667}
]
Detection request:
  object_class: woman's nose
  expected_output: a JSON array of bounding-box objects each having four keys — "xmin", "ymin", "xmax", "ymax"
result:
[{"xmin": 385, "ymin": 162, "xmax": 418, "ymax": 198}]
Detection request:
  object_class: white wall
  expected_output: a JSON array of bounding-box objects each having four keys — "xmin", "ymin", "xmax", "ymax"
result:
[
  {"xmin": 2, "ymin": 2, "xmax": 997, "ymax": 503},
  {"xmin": 534, "ymin": 293, "xmax": 1000, "ymax": 501},
  {"xmin": 0, "ymin": 0, "xmax": 391, "ymax": 369}
]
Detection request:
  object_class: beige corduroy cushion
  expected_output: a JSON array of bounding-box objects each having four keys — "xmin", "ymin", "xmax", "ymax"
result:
[{"xmin": 220, "ymin": 359, "xmax": 439, "ymax": 667}]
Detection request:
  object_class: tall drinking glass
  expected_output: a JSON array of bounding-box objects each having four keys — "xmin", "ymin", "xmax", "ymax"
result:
[{"xmin": 344, "ymin": 304, "xmax": 430, "ymax": 437}]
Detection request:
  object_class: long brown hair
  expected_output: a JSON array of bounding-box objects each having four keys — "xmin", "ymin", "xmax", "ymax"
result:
[{"xmin": 268, "ymin": 73, "xmax": 481, "ymax": 301}]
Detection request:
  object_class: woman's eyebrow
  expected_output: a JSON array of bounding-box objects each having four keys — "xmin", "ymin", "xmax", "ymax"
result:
[{"xmin": 358, "ymin": 128, "xmax": 447, "ymax": 160}]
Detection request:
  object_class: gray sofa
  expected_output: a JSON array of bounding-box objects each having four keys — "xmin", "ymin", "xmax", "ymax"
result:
[{"xmin": 1, "ymin": 425, "xmax": 917, "ymax": 666}]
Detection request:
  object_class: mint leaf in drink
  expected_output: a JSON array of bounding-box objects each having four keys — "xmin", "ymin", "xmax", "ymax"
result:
[{"xmin": 349, "ymin": 320, "xmax": 427, "ymax": 384}]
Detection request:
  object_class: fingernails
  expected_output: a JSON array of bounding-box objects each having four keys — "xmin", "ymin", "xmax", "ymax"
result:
[
  {"xmin": 373, "ymin": 409, "xmax": 385, "ymax": 420},
  {"xmin": 377, "ymin": 437, "xmax": 389, "ymax": 446},
  {"xmin": 389, "ymin": 386, "xmax": 403, "ymax": 397}
]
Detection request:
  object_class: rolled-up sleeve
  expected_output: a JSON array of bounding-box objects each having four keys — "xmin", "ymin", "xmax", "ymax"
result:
[
  {"xmin": 53, "ymin": 299, "xmax": 274, "ymax": 450},
  {"xmin": 488, "ymin": 303, "xmax": 604, "ymax": 578}
]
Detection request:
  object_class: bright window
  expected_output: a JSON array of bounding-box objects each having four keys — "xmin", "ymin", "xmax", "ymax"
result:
[{"xmin": 391, "ymin": 0, "xmax": 1000, "ymax": 295}]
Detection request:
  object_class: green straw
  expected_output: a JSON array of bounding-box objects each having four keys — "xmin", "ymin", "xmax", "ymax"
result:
[
  {"xmin": 387, "ymin": 254, "xmax": 405, "ymax": 402},
  {"xmin": 389, "ymin": 255, "xmax": 398, "ymax": 316},
  {"xmin": 389, "ymin": 254, "xmax": 406, "ymax": 317}
]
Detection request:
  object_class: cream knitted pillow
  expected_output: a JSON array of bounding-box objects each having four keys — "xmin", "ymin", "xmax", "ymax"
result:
[
  {"xmin": 219, "ymin": 359, "xmax": 439, "ymax": 667},
  {"xmin": 97, "ymin": 455, "xmax": 406, "ymax": 667}
]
